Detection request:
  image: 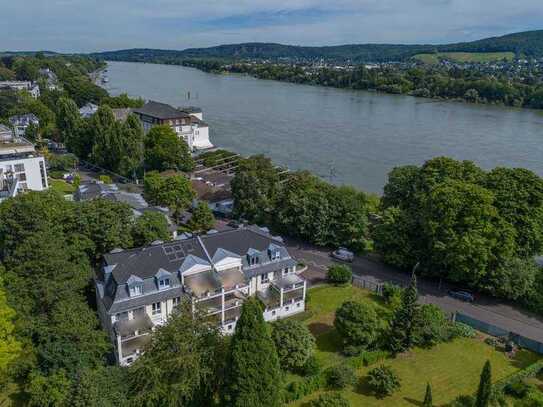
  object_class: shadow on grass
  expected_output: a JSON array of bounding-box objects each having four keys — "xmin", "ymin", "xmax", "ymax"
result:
[
  {"xmin": 308, "ymin": 322, "xmax": 333, "ymax": 336},
  {"xmin": 403, "ymin": 397, "xmax": 423, "ymax": 406},
  {"xmin": 314, "ymin": 329, "xmax": 343, "ymax": 354},
  {"xmin": 355, "ymin": 374, "xmax": 375, "ymax": 397}
]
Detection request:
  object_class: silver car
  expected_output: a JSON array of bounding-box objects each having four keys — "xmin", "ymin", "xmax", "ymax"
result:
[{"xmin": 331, "ymin": 247, "xmax": 354, "ymax": 262}]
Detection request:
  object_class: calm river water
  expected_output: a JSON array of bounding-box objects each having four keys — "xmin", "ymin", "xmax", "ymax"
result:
[{"xmin": 104, "ymin": 61, "xmax": 543, "ymax": 193}]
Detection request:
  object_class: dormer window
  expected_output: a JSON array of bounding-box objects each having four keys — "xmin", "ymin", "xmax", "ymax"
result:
[
  {"xmin": 248, "ymin": 255, "xmax": 260, "ymax": 266},
  {"xmin": 269, "ymin": 249, "xmax": 281, "ymax": 261},
  {"xmin": 159, "ymin": 278, "xmax": 170, "ymax": 290},
  {"xmin": 129, "ymin": 284, "xmax": 143, "ymax": 297}
]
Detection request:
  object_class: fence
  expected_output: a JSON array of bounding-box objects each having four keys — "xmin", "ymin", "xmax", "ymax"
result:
[
  {"xmin": 352, "ymin": 276, "xmax": 383, "ymax": 295},
  {"xmin": 455, "ymin": 312, "xmax": 543, "ymax": 354}
]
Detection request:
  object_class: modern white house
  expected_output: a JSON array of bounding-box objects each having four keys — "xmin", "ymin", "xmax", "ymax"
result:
[
  {"xmin": 95, "ymin": 225, "xmax": 306, "ymax": 366},
  {"xmin": 0, "ymin": 81, "xmax": 40, "ymax": 98},
  {"xmin": 0, "ymin": 125, "xmax": 48, "ymax": 193},
  {"xmin": 133, "ymin": 101, "xmax": 213, "ymax": 151},
  {"xmin": 9, "ymin": 113, "xmax": 39, "ymax": 138}
]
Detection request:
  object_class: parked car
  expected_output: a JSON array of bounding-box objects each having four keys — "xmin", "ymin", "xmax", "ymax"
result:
[
  {"xmin": 227, "ymin": 220, "xmax": 240, "ymax": 229},
  {"xmin": 331, "ymin": 247, "xmax": 354, "ymax": 262},
  {"xmin": 448, "ymin": 290, "xmax": 475, "ymax": 302}
]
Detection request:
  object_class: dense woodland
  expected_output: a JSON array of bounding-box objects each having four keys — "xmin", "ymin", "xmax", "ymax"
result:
[{"xmin": 92, "ymin": 29, "xmax": 543, "ymax": 63}]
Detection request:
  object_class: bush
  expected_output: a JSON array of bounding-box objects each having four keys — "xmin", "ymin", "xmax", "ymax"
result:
[
  {"xmin": 309, "ymin": 392, "xmax": 350, "ymax": 407},
  {"xmin": 504, "ymin": 381, "xmax": 531, "ymax": 398},
  {"xmin": 301, "ymin": 355, "xmax": 321, "ymax": 377},
  {"xmin": 367, "ymin": 365, "xmax": 401, "ymax": 397},
  {"xmin": 382, "ymin": 283, "xmax": 402, "ymax": 305},
  {"xmin": 99, "ymin": 174, "xmax": 112, "ymax": 184},
  {"xmin": 271, "ymin": 319, "xmax": 316, "ymax": 373},
  {"xmin": 48, "ymin": 153, "xmax": 78, "ymax": 171},
  {"xmin": 342, "ymin": 345, "xmax": 363, "ymax": 357},
  {"xmin": 282, "ymin": 374, "xmax": 325, "ymax": 404},
  {"xmin": 448, "ymin": 394, "xmax": 475, "ymax": 407},
  {"xmin": 334, "ymin": 301, "xmax": 382, "ymax": 349},
  {"xmin": 325, "ymin": 365, "xmax": 356, "ymax": 389},
  {"xmin": 413, "ymin": 304, "xmax": 451, "ymax": 347},
  {"xmin": 484, "ymin": 337, "xmax": 499, "ymax": 347},
  {"xmin": 327, "ymin": 265, "xmax": 352, "ymax": 285},
  {"xmin": 450, "ymin": 322, "xmax": 476, "ymax": 339},
  {"xmin": 348, "ymin": 350, "xmax": 389, "ymax": 369}
]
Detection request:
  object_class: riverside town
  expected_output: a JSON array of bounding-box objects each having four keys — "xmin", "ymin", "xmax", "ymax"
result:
[{"xmin": 1, "ymin": 5, "xmax": 543, "ymax": 407}]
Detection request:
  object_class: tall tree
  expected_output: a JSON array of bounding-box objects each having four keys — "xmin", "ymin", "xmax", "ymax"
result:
[
  {"xmin": 475, "ymin": 360, "xmax": 492, "ymax": 407},
  {"xmin": 0, "ymin": 275, "xmax": 21, "ymax": 380},
  {"xmin": 188, "ymin": 202, "xmax": 215, "ymax": 233},
  {"xmin": 89, "ymin": 105, "xmax": 124, "ymax": 173},
  {"xmin": 129, "ymin": 300, "xmax": 225, "ymax": 407},
  {"xmin": 423, "ymin": 382, "xmax": 432, "ymax": 407},
  {"xmin": 143, "ymin": 172, "xmax": 195, "ymax": 221},
  {"xmin": 388, "ymin": 272, "xmax": 419, "ymax": 354},
  {"xmin": 119, "ymin": 114, "xmax": 144, "ymax": 179},
  {"xmin": 56, "ymin": 97, "xmax": 80, "ymax": 143},
  {"xmin": 131, "ymin": 211, "xmax": 170, "ymax": 247},
  {"xmin": 222, "ymin": 298, "xmax": 281, "ymax": 407},
  {"xmin": 144, "ymin": 125, "xmax": 194, "ymax": 172}
]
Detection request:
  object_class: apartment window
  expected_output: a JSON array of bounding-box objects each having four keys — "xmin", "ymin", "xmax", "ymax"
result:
[
  {"xmin": 227, "ymin": 324, "xmax": 233, "ymax": 330},
  {"xmin": 282, "ymin": 268, "xmax": 289, "ymax": 276},
  {"xmin": 16, "ymin": 173, "xmax": 26, "ymax": 182},
  {"xmin": 116, "ymin": 311, "xmax": 129, "ymax": 321},
  {"xmin": 297, "ymin": 303, "xmax": 301, "ymax": 308},
  {"xmin": 158, "ymin": 278, "xmax": 170, "ymax": 290},
  {"xmin": 172, "ymin": 297, "xmax": 181, "ymax": 308},
  {"xmin": 285, "ymin": 306, "xmax": 290, "ymax": 311},
  {"xmin": 14, "ymin": 163, "xmax": 24, "ymax": 172},
  {"xmin": 129, "ymin": 284, "xmax": 143, "ymax": 297},
  {"xmin": 260, "ymin": 274, "xmax": 269, "ymax": 284},
  {"xmin": 152, "ymin": 302, "xmax": 161, "ymax": 316},
  {"xmin": 39, "ymin": 161, "xmax": 47, "ymax": 188},
  {"xmin": 271, "ymin": 310, "xmax": 276, "ymax": 316}
]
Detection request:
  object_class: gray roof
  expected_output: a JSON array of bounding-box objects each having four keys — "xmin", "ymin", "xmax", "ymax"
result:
[{"xmin": 133, "ymin": 101, "xmax": 190, "ymax": 120}]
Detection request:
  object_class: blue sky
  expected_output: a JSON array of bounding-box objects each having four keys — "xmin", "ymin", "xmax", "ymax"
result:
[{"xmin": 1, "ymin": 0, "xmax": 542, "ymax": 52}]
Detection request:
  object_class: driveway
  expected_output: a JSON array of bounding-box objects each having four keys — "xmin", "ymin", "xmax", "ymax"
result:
[{"xmin": 285, "ymin": 237, "xmax": 543, "ymax": 342}]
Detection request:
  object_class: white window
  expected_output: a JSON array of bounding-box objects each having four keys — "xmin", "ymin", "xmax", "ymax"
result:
[
  {"xmin": 159, "ymin": 278, "xmax": 170, "ymax": 289},
  {"xmin": 260, "ymin": 274, "xmax": 269, "ymax": 284},
  {"xmin": 282, "ymin": 268, "xmax": 289, "ymax": 276},
  {"xmin": 152, "ymin": 302, "xmax": 161, "ymax": 315},
  {"xmin": 116, "ymin": 311, "xmax": 129, "ymax": 321},
  {"xmin": 14, "ymin": 163, "xmax": 24, "ymax": 172},
  {"xmin": 172, "ymin": 297, "xmax": 181, "ymax": 308},
  {"xmin": 129, "ymin": 284, "xmax": 143, "ymax": 297},
  {"xmin": 227, "ymin": 324, "xmax": 232, "ymax": 330},
  {"xmin": 272, "ymin": 310, "xmax": 276, "ymax": 316}
]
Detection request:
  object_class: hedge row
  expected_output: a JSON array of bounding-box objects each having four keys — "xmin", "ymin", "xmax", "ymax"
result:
[
  {"xmin": 492, "ymin": 359, "xmax": 543, "ymax": 394},
  {"xmin": 282, "ymin": 374, "xmax": 326, "ymax": 404},
  {"xmin": 348, "ymin": 350, "xmax": 390, "ymax": 369}
]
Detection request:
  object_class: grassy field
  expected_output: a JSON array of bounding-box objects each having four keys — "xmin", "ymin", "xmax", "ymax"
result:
[
  {"xmin": 290, "ymin": 285, "xmax": 540, "ymax": 407},
  {"xmin": 48, "ymin": 178, "xmax": 75, "ymax": 194},
  {"xmin": 413, "ymin": 51, "xmax": 515, "ymax": 64}
]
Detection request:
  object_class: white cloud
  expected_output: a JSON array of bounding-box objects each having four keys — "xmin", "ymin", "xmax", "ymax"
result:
[{"xmin": 0, "ymin": 0, "xmax": 541, "ymax": 52}]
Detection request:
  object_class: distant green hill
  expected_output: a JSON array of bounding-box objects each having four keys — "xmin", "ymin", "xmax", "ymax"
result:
[{"xmin": 91, "ymin": 29, "xmax": 543, "ymax": 63}]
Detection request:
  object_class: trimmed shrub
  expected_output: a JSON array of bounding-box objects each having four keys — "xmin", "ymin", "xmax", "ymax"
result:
[
  {"xmin": 367, "ymin": 365, "xmax": 401, "ymax": 397},
  {"xmin": 309, "ymin": 392, "xmax": 350, "ymax": 407},
  {"xmin": 348, "ymin": 350, "xmax": 390, "ymax": 369},
  {"xmin": 282, "ymin": 374, "xmax": 325, "ymax": 404},
  {"xmin": 334, "ymin": 301, "xmax": 381, "ymax": 349},
  {"xmin": 301, "ymin": 356, "xmax": 321, "ymax": 377},
  {"xmin": 450, "ymin": 322, "xmax": 476, "ymax": 338},
  {"xmin": 325, "ymin": 365, "xmax": 356, "ymax": 389},
  {"xmin": 327, "ymin": 265, "xmax": 352, "ymax": 285},
  {"xmin": 271, "ymin": 319, "xmax": 316, "ymax": 373},
  {"xmin": 413, "ymin": 304, "xmax": 451, "ymax": 347},
  {"xmin": 382, "ymin": 283, "xmax": 402, "ymax": 305},
  {"xmin": 504, "ymin": 381, "xmax": 531, "ymax": 398}
]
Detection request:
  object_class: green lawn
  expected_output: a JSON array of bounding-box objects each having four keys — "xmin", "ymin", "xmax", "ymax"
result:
[
  {"xmin": 290, "ymin": 285, "xmax": 540, "ymax": 406},
  {"xmin": 413, "ymin": 51, "xmax": 515, "ymax": 64},
  {"xmin": 48, "ymin": 178, "xmax": 75, "ymax": 194}
]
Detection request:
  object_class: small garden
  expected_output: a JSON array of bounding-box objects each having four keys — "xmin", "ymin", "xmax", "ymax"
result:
[{"xmin": 275, "ymin": 265, "xmax": 541, "ymax": 407}]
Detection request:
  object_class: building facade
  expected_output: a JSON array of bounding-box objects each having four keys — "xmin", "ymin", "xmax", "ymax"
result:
[
  {"xmin": 9, "ymin": 113, "xmax": 39, "ymax": 138},
  {"xmin": 0, "ymin": 125, "xmax": 48, "ymax": 193},
  {"xmin": 0, "ymin": 81, "xmax": 40, "ymax": 98},
  {"xmin": 133, "ymin": 101, "xmax": 213, "ymax": 151},
  {"xmin": 95, "ymin": 226, "xmax": 306, "ymax": 366}
]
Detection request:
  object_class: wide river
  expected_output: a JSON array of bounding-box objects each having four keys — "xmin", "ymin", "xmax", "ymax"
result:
[{"xmin": 104, "ymin": 61, "xmax": 543, "ymax": 193}]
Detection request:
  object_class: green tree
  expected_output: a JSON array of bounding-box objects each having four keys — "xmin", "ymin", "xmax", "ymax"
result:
[
  {"xmin": 270, "ymin": 319, "xmax": 315, "ymax": 372},
  {"xmin": 388, "ymin": 272, "xmax": 418, "ymax": 354},
  {"xmin": 56, "ymin": 97, "xmax": 81, "ymax": 143},
  {"xmin": 367, "ymin": 365, "xmax": 401, "ymax": 397},
  {"xmin": 27, "ymin": 370, "xmax": 71, "ymax": 407},
  {"xmin": 231, "ymin": 155, "xmax": 280, "ymax": 224},
  {"xmin": 70, "ymin": 366, "xmax": 129, "ymax": 407},
  {"xmin": 413, "ymin": 304, "xmax": 450, "ymax": 347},
  {"xmin": 423, "ymin": 382, "xmax": 433, "ymax": 407},
  {"xmin": 0, "ymin": 276, "xmax": 21, "ymax": 379},
  {"xmin": 222, "ymin": 297, "xmax": 281, "ymax": 407},
  {"xmin": 89, "ymin": 105, "xmax": 124, "ymax": 173},
  {"xmin": 334, "ymin": 301, "xmax": 381, "ymax": 349},
  {"xmin": 119, "ymin": 114, "xmax": 144, "ymax": 179},
  {"xmin": 475, "ymin": 361, "xmax": 492, "ymax": 407},
  {"xmin": 132, "ymin": 211, "xmax": 170, "ymax": 247},
  {"xmin": 487, "ymin": 258, "xmax": 539, "ymax": 300},
  {"xmin": 144, "ymin": 125, "xmax": 194, "ymax": 172},
  {"xmin": 327, "ymin": 264, "xmax": 353, "ymax": 285},
  {"xmin": 188, "ymin": 202, "xmax": 215, "ymax": 232},
  {"xmin": 129, "ymin": 300, "xmax": 225, "ymax": 407},
  {"xmin": 309, "ymin": 392, "xmax": 350, "ymax": 407},
  {"xmin": 143, "ymin": 172, "xmax": 195, "ymax": 221}
]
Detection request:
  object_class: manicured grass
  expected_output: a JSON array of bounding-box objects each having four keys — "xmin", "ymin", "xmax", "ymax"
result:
[
  {"xmin": 48, "ymin": 178, "xmax": 75, "ymax": 194},
  {"xmin": 413, "ymin": 51, "xmax": 515, "ymax": 64},
  {"xmin": 290, "ymin": 284, "xmax": 540, "ymax": 406}
]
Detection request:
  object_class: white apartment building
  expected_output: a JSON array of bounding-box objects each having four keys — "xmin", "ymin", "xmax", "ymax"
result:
[
  {"xmin": 0, "ymin": 125, "xmax": 48, "ymax": 193},
  {"xmin": 0, "ymin": 81, "xmax": 40, "ymax": 98},
  {"xmin": 133, "ymin": 101, "xmax": 213, "ymax": 151},
  {"xmin": 95, "ymin": 226, "xmax": 306, "ymax": 366}
]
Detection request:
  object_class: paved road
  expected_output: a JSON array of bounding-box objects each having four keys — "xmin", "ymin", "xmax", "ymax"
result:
[{"xmin": 285, "ymin": 237, "xmax": 543, "ymax": 342}]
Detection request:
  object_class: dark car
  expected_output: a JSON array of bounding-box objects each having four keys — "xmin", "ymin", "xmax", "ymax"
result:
[
  {"xmin": 227, "ymin": 220, "xmax": 240, "ymax": 229},
  {"xmin": 448, "ymin": 290, "xmax": 475, "ymax": 302}
]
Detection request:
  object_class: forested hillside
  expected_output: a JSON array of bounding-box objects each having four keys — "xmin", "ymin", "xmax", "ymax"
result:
[{"xmin": 91, "ymin": 29, "xmax": 543, "ymax": 63}]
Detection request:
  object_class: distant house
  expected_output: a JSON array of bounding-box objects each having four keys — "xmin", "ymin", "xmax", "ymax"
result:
[
  {"xmin": 133, "ymin": 101, "xmax": 213, "ymax": 151},
  {"xmin": 111, "ymin": 108, "xmax": 132, "ymax": 122},
  {"xmin": 0, "ymin": 125, "xmax": 48, "ymax": 193},
  {"xmin": 0, "ymin": 81, "xmax": 40, "ymax": 98},
  {"xmin": 79, "ymin": 102, "xmax": 98, "ymax": 118},
  {"xmin": 9, "ymin": 113, "xmax": 39, "ymax": 138},
  {"xmin": 38, "ymin": 68, "xmax": 60, "ymax": 91}
]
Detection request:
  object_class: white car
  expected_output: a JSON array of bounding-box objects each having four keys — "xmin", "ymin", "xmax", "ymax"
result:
[{"xmin": 331, "ymin": 247, "xmax": 354, "ymax": 262}]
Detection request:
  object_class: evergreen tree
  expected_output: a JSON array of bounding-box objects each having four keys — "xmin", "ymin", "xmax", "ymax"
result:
[
  {"xmin": 475, "ymin": 360, "xmax": 492, "ymax": 407},
  {"xmin": 388, "ymin": 271, "xmax": 419, "ymax": 354},
  {"xmin": 423, "ymin": 382, "xmax": 432, "ymax": 407},
  {"xmin": 56, "ymin": 97, "xmax": 80, "ymax": 143},
  {"xmin": 222, "ymin": 297, "xmax": 281, "ymax": 407},
  {"xmin": 119, "ymin": 114, "xmax": 144, "ymax": 179}
]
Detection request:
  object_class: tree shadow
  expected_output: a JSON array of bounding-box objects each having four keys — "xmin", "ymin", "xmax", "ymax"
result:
[
  {"xmin": 355, "ymin": 374, "xmax": 375, "ymax": 396},
  {"xmin": 307, "ymin": 322, "xmax": 332, "ymax": 336},
  {"xmin": 403, "ymin": 397, "xmax": 423, "ymax": 406},
  {"xmin": 314, "ymin": 329, "xmax": 343, "ymax": 353}
]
